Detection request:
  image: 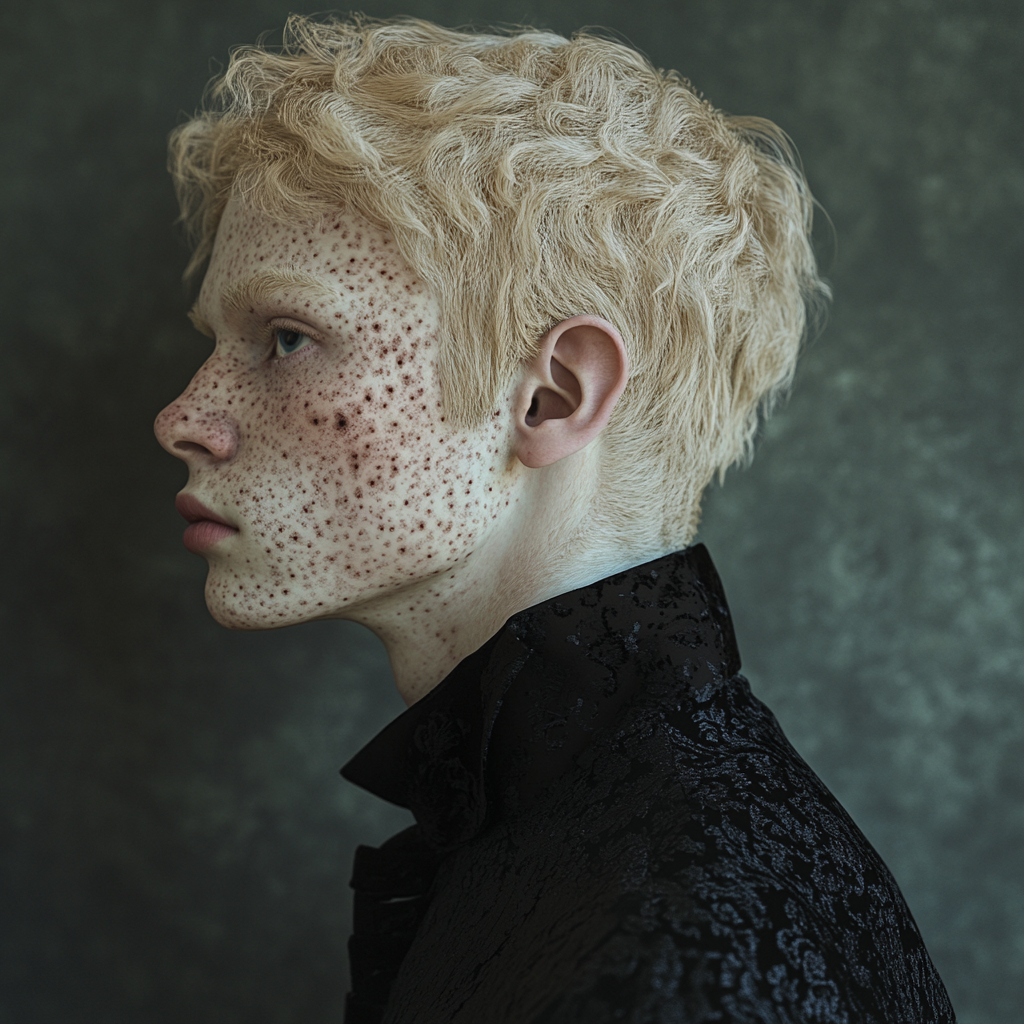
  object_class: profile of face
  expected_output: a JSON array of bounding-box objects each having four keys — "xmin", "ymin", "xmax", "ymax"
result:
[{"xmin": 154, "ymin": 200, "xmax": 517, "ymax": 634}]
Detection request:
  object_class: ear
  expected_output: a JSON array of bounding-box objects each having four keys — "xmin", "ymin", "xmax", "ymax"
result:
[{"xmin": 514, "ymin": 315, "xmax": 629, "ymax": 469}]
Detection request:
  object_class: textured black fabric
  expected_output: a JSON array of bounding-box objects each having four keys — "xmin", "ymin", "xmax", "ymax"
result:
[{"xmin": 342, "ymin": 545, "xmax": 955, "ymax": 1024}]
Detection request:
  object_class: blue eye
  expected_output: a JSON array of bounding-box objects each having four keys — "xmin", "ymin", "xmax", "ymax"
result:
[{"xmin": 274, "ymin": 328, "xmax": 312, "ymax": 358}]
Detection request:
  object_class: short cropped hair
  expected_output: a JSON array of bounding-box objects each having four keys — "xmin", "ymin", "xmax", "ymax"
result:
[{"xmin": 169, "ymin": 14, "xmax": 829, "ymax": 555}]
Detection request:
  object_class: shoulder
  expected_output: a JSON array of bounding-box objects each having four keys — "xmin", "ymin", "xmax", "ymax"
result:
[
  {"xmin": 520, "ymin": 874, "xmax": 954, "ymax": 1024},
  {"xmin": 522, "ymin": 674, "xmax": 956, "ymax": 1023}
]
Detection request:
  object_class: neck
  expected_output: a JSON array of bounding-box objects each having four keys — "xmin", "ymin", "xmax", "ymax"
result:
[{"xmin": 343, "ymin": 447, "xmax": 652, "ymax": 705}]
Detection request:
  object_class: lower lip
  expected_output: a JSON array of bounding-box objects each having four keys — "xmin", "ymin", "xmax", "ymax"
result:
[{"xmin": 183, "ymin": 520, "xmax": 239, "ymax": 554}]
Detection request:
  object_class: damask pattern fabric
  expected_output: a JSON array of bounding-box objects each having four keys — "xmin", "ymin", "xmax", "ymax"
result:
[{"xmin": 342, "ymin": 545, "xmax": 955, "ymax": 1023}]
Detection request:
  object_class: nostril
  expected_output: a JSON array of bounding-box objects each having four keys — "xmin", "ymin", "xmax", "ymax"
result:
[
  {"xmin": 173, "ymin": 440, "xmax": 213, "ymax": 456},
  {"xmin": 155, "ymin": 399, "xmax": 239, "ymax": 463}
]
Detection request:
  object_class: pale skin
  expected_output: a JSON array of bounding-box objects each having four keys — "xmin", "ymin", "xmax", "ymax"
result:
[{"xmin": 155, "ymin": 199, "xmax": 631, "ymax": 705}]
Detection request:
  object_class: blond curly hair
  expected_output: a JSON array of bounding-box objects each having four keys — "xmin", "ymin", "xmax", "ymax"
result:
[{"xmin": 169, "ymin": 14, "xmax": 828, "ymax": 555}]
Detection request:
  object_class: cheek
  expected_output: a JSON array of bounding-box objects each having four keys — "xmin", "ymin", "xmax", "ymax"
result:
[
  {"xmin": 308, "ymin": 337, "xmax": 436, "ymax": 469},
  {"xmin": 262, "ymin": 373, "xmax": 418, "ymax": 522}
]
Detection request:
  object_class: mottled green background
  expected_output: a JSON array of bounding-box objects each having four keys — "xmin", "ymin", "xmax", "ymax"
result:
[{"xmin": 1, "ymin": 1, "xmax": 1020, "ymax": 1022}]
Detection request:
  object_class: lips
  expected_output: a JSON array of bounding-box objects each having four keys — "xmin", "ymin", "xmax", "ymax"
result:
[{"xmin": 175, "ymin": 493, "xmax": 239, "ymax": 554}]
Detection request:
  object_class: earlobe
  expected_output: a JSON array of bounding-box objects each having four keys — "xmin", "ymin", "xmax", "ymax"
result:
[{"xmin": 515, "ymin": 315, "xmax": 629, "ymax": 469}]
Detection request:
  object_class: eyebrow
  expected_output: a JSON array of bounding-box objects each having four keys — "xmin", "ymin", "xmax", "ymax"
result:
[{"xmin": 188, "ymin": 268, "xmax": 341, "ymax": 336}]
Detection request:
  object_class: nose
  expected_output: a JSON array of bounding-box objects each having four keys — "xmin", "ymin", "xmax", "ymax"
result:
[{"xmin": 154, "ymin": 365, "xmax": 240, "ymax": 466}]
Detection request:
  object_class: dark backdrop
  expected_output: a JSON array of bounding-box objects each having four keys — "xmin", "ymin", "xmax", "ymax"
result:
[{"xmin": 1, "ymin": 2, "xmax": 1021, "ymax": 1022}]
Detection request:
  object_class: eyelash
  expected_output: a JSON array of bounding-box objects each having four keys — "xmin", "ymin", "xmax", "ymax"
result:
[{"xmin": 268, "ymin": 319, "xmax": 320, "ymax": 360}]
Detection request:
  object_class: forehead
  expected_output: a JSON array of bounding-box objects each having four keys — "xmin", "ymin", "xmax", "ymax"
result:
[
  {"xmin": 198, "ymin": 199, "xmax": 429, "ymax": 318},
  {"xmin": 213, "ymin": 199, "xmax": 397, "ymax": 263}
]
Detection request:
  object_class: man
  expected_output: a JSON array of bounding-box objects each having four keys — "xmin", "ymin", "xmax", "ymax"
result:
[{"xmin": 155, "ymin": 14, "xmax": 955, "ymax": 1023}]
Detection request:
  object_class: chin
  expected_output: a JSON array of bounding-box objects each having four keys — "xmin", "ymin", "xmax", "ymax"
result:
[{"xmin": 203, "ymin": 580, "xmax": 313, "ymax": 631}]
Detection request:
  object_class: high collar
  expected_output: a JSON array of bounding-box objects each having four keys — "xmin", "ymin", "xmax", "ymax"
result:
[{"xmin": 341, "ymin": 544, "xmax": 740, "ymax": 853}]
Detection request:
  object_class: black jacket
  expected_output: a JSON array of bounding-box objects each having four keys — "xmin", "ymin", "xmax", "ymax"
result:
[{"xmin": 342, "ymin": 544, "xmax": 955, "ymax": 1023}]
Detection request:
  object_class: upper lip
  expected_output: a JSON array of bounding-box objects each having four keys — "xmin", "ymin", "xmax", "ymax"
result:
[{"xmin": 175, "ymin": 493, "xmax": 236, "ymax": 528}]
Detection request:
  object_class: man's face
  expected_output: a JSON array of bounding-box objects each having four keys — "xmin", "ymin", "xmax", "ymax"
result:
[{"xmin": 155, "ymin": 200, "xmax": 515, "ymax": 631}]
